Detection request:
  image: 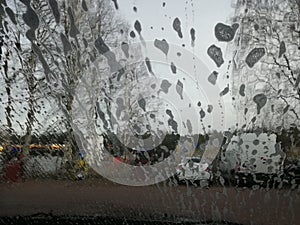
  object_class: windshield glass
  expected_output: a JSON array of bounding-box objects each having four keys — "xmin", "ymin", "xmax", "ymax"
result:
[{"xmin": 0, "ymin": 0, "xmax": 299, "ymax": 224}]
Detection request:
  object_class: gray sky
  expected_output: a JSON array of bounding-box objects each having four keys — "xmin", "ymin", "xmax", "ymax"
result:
[
  {"xmin": 116, "ymin": 0, "xmax": 237, "ymax": 131},
  {"xmin": 0, "ymin": 0, "xmax": 238, "ymax": 136}
]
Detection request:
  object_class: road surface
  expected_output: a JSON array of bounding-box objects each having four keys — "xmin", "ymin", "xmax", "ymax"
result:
[{"xmin": 0, "ymin": 179, "xmax": 299, "ymax": 225}]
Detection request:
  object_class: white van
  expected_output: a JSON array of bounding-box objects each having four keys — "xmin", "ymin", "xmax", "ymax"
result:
[{"xmin": 219, "ymin": 132, "xmax": 286, "ymax": 186}]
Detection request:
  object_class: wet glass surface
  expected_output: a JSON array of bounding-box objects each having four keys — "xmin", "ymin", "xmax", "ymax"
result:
[{"xmin": 0, "ymin": 0, "xmax": 300, "ymax": 224}]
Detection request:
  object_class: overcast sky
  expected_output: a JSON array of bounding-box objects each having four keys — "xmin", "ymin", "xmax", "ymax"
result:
[
  {"xmin": 0, "ymin": 0, "xmax": 238, "ymax": 136},
  {"xmin": 116, "ymin": 0, "xmax": 237, "ymax": 131}
]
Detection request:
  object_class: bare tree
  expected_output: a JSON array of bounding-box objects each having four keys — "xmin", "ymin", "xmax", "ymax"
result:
[
  {"xmin": 229, "ymin": 0, "xmax": 300, "ymax": 131},
  {"xmin": 0, "ymin": 0, "xmax": 129, "ymax": 162}
]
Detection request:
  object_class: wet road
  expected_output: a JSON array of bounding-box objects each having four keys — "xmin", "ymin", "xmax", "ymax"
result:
[{"xmin": 0, "ymin": 180, "xmax": 299, "ymax": 225}]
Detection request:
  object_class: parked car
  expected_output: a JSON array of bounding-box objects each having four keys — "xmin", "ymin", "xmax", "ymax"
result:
[
  {"xmin": 283, "ymin": 160, "xmax": 300, "ymax": 186},
  {"xmin": 175, "ymin": 157, "xmax": 212, "ymax": 187}
]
